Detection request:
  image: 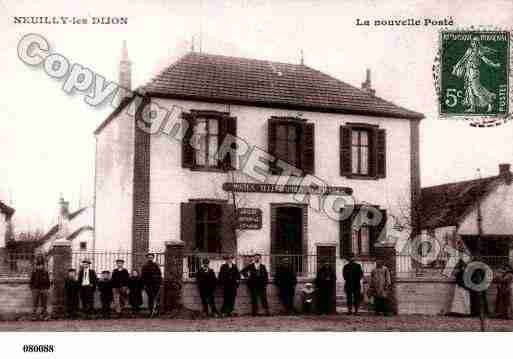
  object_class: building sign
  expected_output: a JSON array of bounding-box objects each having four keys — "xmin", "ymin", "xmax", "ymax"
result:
[
  {"xmin": 223, "ymin": 182, "xmax": 353, "ymax": 195},
  {"xmin": 237, "ymin": 208, "xmax": 262, "ymax": 230}
]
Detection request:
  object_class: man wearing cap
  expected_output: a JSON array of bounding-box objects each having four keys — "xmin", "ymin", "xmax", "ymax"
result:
[
  {"xmin": 218, "ymin": 255, "xmax": 241, "ymax": 317},
  {"xmin": 343, "ymin": 253, "xmax": 363, "ymax": 315},
  {"xmin": 111, "ymin": 259, "xmax": 129, "ymax": 316},
  {"xmin": 78, "ymin": 259, "xmax": 98, "ymax": 318},
  {"xmin": 274, "ymin": 257, "xmax": 298, "ymax": 315},
  {"xmin": 196, "ymin": 258, "xmax": 219, "ymax": 317},
  {"xmin": 141, "ymin": 253, "xmax": 162, "ymax": 315},
  {"xmin": 241, "ymin": 253, "xmax": 270, "ymax": 316}
]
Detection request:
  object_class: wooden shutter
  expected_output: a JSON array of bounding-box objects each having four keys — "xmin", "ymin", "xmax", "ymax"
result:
[
  {"xmin": 268, "ymin": 119, "xmax": 280, "ymax": 174},
  {"xmin": 340, "ymin": 209, "xmax": 354, "ymax": 258},
  {"xmin": 220, "ymin": 204, "xmax": 237, "ymax": 255},
  {"xmin": 376, "ymin": 129, "xmax": 386, "ymax": 178},
  {"xmin": 301, "ymin": 123, "xmax": 315, "ymax": 174},
  {"xmin": 370, "ymin": 208, "xmax": 387, "ymax": 255},
  {"xmin": 180, "ymin": 202, "xmax": 196, "ymax": 252},
  {"xmin": 181, "ymin": 113, "xmax": 195, "ymax": 168},
  {"xmin": 220, "ymin": 116, "xmax": 237, "ymax": 171},
  {"xmin": 340, "ymin": 126, "xmax": 352, "ymax": 177}
]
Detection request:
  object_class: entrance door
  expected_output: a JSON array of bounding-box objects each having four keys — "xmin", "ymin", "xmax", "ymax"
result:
[
  {"xmin": 272, "ymin": 206, "xmax": 304, "ymax": 274},
  {"xmin": 316, "ymin": 245, "xmax": 336, "ymax": 273}
]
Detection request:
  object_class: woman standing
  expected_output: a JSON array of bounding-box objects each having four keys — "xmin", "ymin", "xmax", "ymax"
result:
[
  {"xmin": 448, "ymin": 261, "xmax": 471, "ymax": 316},
  {"xmin": 495, "ymin": 264, "xmax": 513, "ymax": 319}
]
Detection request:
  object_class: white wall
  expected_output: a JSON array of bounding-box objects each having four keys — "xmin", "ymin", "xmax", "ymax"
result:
[
  {"xmin": 147, "ymin": 98, "xmax": 413, "ymax": 254},
  {"xmin": 458, "ymin": 180, "xmax": 513, "ymax": 236},
  {"xmin": 94, "ymin": 108, "xmax": 135, "ymax": 251},
  {"xmin": 0, "ymin": 214, "xmax": 6, "ymax": 248}
]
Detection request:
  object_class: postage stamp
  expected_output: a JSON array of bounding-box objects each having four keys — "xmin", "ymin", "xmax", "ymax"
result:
[{"xmin": 437, "ymin": 30, "xmax": 511, "ymax": 126}]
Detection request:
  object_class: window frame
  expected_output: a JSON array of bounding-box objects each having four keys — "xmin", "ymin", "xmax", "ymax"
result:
[
  {"xmin": 192, "ymin": 117, "xmax": 221, "ymax": 170},
  {"xmin": 274, "ymin": 121, "xmax": 302, "ymax": 170},
  {"xmin": 351, "ymin": 128, "xmax": 371, "ymax": 176},
  {"xmin": 194, "ymin": 202, "xmax": 223, "ymax": 253}
]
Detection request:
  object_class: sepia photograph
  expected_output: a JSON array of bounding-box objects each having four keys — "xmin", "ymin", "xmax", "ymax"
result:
[{"xmin": 1, "ymin": 1, "xmax": 513, "ymax": 350}]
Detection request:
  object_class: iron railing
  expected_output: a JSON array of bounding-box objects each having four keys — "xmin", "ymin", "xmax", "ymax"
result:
[
  {"xmin": 0, "ymin": 252, "xmax": 47, "ymax": 277},
  {"xmin": 71, "ymin": 251, "xmax": 165, "ymax": 274}
]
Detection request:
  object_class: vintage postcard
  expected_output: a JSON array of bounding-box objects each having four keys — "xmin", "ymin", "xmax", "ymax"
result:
[{"xmin": 1, "ymin": 0, "xmax": 513, "ymax": 356}]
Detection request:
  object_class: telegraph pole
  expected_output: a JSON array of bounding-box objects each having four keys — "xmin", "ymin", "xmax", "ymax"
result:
[{"xmin": 475, "ymin": 168, "xmax": 487, "ymax": 332}]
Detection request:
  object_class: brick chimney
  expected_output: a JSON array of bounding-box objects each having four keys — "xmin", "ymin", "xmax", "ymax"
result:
[
  {"xmin": 499, "ymin": 163, "xmax": 512, "ymax": 184},
  {"xmin": 118, "ymin": 40, "xmax": 132, "ymax": 104},
  {"xmin": 361, "ymin": 68, "xmax": 376, "ymax": 96}
]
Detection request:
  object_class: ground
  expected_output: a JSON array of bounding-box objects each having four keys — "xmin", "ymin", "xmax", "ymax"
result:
[{"xmin": 0, "ymin": 314, "xmax": 512, "ymax": 331}]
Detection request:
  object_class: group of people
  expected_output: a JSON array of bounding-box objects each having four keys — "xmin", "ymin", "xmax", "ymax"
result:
[
  {"xmin": 29, "ymin": 253, "xmax": 162, "ymax": 320},
  {"xmin": 196, "ymin": 252, "xmax": 393, "ymax": 317},
  {"xmin": 450, "ymin": 260, "xmax": 513, "ymax": 319},
  {"xmin": 29, "ymin": 251, "xmax": 394, "ymax": 320},
  {"xmin": 314, "ymin": 254, "xmax": 392, "ymax": 316}
]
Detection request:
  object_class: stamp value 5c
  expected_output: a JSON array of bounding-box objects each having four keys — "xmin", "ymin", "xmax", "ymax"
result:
[{"xmin": 440, "ymin": 31, "xmax": 510, "ymax": 119}]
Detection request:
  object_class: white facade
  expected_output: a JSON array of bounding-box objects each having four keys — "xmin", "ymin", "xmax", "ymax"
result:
[{"xmin": 95, "ymin": 97, "xmax": 416, "ymax": 264}]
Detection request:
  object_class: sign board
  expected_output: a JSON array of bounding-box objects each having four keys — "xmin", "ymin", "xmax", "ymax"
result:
[{"xmin": 237, "ymin": 208, "xmax": 262, "ymax": 230}]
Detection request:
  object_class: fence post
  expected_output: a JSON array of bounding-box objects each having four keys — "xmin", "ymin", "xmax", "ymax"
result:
[
  {"xmin": 50, "ymin": 239, "xmax": 72, "ymax": 317},
  {"xmin": 374, "ymin": 242, "xmax": 397, "ymax": 315},
  {"xmin": 162, "ymin": 240, "xmax": 184, "ymax": 313}
]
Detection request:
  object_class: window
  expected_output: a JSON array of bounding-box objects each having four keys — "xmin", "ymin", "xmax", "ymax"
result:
[
  {"xmin": 79, "ymin": 241, "xmax": 87, "ymax": 250},
  {"xmin": 193, "ymin": 118, "xmax": 219, "ymax": 168},
  {"xmin": 340, "ymin": 206, "xmax": 387, "ymax": 258},
  {"xmin": 275, "ymin": 123, "xmax": 301, "ymax": 168},
  {"xmin": 268, "ymin": 117, "xmax": 315, "ymax": 174},
  {"xmin": 195, "ymin": 203, "xmax": 222, "ymax": 253},
  {"xmin": 351, "ymin": 129, "xmax": 370, "ymax": 175},
  {"xmin": 340, "ymin": 125, "xmax": 386, "ymax": 179},
  {"xmin": 182, "ymin": 110, "xmax": 237, "ymax": 171}
]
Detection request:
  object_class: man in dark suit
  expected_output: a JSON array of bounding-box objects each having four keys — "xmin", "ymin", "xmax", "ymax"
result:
[
  {"xmin": 315, "ymin": 261, "xmax": 336, "ymax": 315},
  {"xmin": 141, "ymin": 253, "xmax": 162, "ymax": 316},
  {"xmin": 343, "ymin": 253, "xmax": 363, "ymax": 315},
  {"xmin": 241, "ymin": 253, "xmax": 270, "ymax": 316},
  {"xmin": 218, "ymin": 255, "xmax": 241, "ymax": 317},
  {"xmin": 274, "ymin": 257, "xmax": 298, "ymax": 314},
  {"xmin": 196, "ymin": 258, "xmax": 219, "ymax": 317},
  {"xmin": 29, "ymin": 259, "xmax": 51, "ymax": 320},
  {"xmin": 77, "ymin": 259, "xmax": 98, "ymax": 318}
]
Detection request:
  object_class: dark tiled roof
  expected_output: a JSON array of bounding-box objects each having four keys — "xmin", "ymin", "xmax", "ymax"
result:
[
  {"xmin": 142, "ymin": 52, "xmax": 423, "ymax": 120},
  {"xmin": 420, "ymin": 176, "xmax": 498, "ymax": 229},
  {"xmin": 39, "ymin": 207, "xmax": 89, "ymax": 243},
  {"xmin": 67, "ymin": 226, "xmax": 93, "ymax": 241},
  {"xmin": 0, "ymin": 201, "xmax": 14, "ymax": 218}
]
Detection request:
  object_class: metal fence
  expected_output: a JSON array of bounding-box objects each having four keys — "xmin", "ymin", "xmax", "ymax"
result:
[
  {"xmin": 71, "ymin": 251, "xmax": 165, "ymax": 274},
  {"xmin": 396, "ymin": 253, "xmax": 511, "ymax": 278}
]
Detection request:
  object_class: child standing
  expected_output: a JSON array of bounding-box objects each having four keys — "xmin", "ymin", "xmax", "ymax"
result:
[
  {"xmin": 128, "ymin": 270, "xmax": 143, "ymax": 315},
  {"xmin": 98, "ymin": 270, "xmax": 113, "ymax": 318},
  {"xmin": 301, "ymin": 283, "xmax": 315, "ymax": 314},
  {"xmin": 29, "ymin": 259, "xmax": 51, "ymax": 320},
  {"xmin": 64, "ymin": 268, "xmax": 80, "ymax": 319}
]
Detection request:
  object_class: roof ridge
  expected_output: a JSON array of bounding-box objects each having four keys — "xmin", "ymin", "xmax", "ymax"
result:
[{"xmin": 422, "ymin": 175, "xmax": 498, "ymax": 191}]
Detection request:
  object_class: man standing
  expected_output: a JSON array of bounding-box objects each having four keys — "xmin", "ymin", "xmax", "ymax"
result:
[
  {"xmin": 111, "ymin": 259, "xmax": 129, "ymax": 316},
  {"xmin": 274, "ymin": 257, "xmax": 298, "ymax": 314},
  {"xmin": 196, "ymin": 258, "xmax": 219, "ymax": 317},
  {"xmin": 218, "ymin": 255, "xmax": 240, "ymax": 317},
  {"xmin": 78, "ymin": 259, "xmax": 98, "ymax": 318},
  {"xmin": 241, "ymin": 254, "xmax": 270, "ymax": 316},
  {"xmin": 64, "ymin": 268, "xmax": 80, "ymax": 319},
  {"xmin": 315, "ymin": 261, "xmax": 336, "ymax": 315},
  {"xmin": 29, "ymin": 259, "xmax": 51, "ymax": 320},
  {"xmin": 343, "ymin": 253, "xmax": 363, "ymax": 315},
  {"xmin": 141, "ymin": 253, "xmax": 162, "ymax": 316}
]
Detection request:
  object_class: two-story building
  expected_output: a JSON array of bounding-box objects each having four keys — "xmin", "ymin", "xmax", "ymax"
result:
[{"xmin": 93, "ymin": 50, "xmax": 423, "ymax": 275}]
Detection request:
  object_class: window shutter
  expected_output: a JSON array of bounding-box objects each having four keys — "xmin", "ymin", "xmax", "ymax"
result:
[
  {"xmin": 220, "ymin": 204, "xmax": 237, "ymax": 255},
  {"xmin": 180, "ymin": 202, "xmax": 196, "ymax": 252},
  {"xmin": 301, "ymin": 123, "xmax": 315, "ymax": 174},
  {"xmin": 220, "ymin": 116, "xmax": 237, "ymax": 171},
  {"xmin": 369, "ymin": 129, "xmax": 377, "ymax": 177},
  {"xmin": 340, "ymin": 126, "xmax": 352, "ymax": 176},
  {"xmin": 340, "ymin": 209, "xmax": 354, "ymax": 258},
  {"xmin": 376, "ymin": 129, "xmax": 386, "ymax": 178},
  {"xmin": 370, "ymin": 208, "xmax": 387, "ymax": 255},
  {"xmin": 181, "ymin": 114, "xmax": 195, "ymax": 168},
  {"xmin": 268, "ymin": 119, "xmax": 280, "ymax": 174}
]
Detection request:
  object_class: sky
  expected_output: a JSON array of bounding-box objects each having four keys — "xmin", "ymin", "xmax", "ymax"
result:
[{"xmin": 1, "ymin": 0, "xmax": 512, "ymax": 232}]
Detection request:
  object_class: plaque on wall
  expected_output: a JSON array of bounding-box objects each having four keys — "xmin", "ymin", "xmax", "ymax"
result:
[{"xmin": 237, "ymin": 208, "xmax": 262, "ymax": 230}]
